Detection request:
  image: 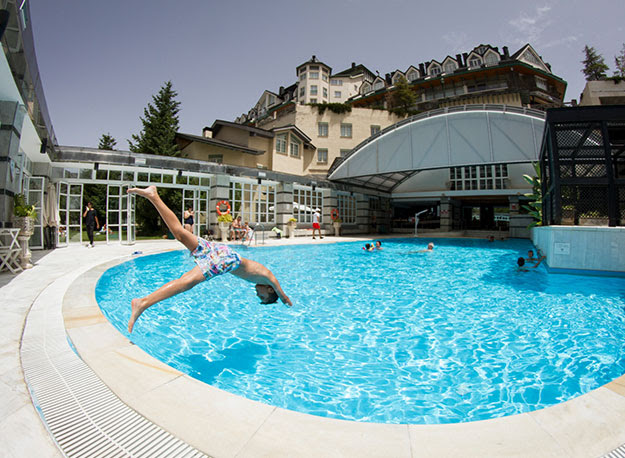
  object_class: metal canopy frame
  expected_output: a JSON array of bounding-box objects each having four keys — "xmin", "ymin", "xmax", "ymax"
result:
[{"xmin": 328, "ymin": 104, "xmax": 546, "ymax": 193}]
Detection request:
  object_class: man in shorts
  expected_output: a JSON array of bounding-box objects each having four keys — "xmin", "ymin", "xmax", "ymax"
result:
[
  {"xmin": 126, "ymin": 186, "xmax": 292, "ymax": 333},
  {"xmin": 312, "ymin": 208, "xmax": 323, "ymax": 239}
]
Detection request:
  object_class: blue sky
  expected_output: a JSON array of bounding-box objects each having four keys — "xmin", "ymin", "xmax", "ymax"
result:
[{"xmin": 30, "ymin": 0, "xmax": 624, "ymax": 149}]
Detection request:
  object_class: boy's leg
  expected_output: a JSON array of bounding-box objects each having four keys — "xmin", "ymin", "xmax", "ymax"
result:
[
  {"xmin": 127, "ymin": 186, "xmax": 197, "ymax": 251},
  {"xmin": 128, "ymin": 265, "xmax": 205, "ymax": 333}
]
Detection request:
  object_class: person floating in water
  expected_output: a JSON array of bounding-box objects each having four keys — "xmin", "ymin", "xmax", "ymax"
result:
[
  {"xmin": 517, "ymin": 253, "xmax": 546, "ymax": 271},
  {"xmin": 363, "ymin": 243, "xmax": 374, "ymax": 251},
  {"xmin": 126, "ymin": 186, "xmax": 292, "ymax": 333},
  {"xmin": 418, "ymin": 242, "xmax": 435, "ymax": 253},
  {"xmin": 375, "ymin": 240, "xmax": 382, "ymax": 250}
]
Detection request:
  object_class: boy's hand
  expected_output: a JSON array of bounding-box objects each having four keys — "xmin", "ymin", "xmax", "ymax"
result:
[{"xmin": 281, "ymin": 294, "xmax": 293, "ymax": 307}]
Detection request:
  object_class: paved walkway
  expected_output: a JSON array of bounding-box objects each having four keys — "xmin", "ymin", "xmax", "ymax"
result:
[{"xmin": 3, "ymin": 236, "xmax": 625, "ymax": 457}]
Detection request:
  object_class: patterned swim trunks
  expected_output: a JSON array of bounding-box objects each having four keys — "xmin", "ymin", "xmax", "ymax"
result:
[{"xmin": 190, "ymin": 238, "xmax": 242, "ymax": 279}]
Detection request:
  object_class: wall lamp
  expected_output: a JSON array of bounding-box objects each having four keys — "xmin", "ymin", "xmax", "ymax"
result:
[
  {"xmin": 311, "ymin": 180, "xmax": 317, "ymax": 191},
  {"xmin": 94, "ymin": 162, "xmax": 99, "ymax": 171},
  {"xmin": 178, "ymin": 170, "xmax": 183, "ymax": 177},
  {"xmin": 258, "ymin": 171, "xmax": 266, "ymax": 185}
]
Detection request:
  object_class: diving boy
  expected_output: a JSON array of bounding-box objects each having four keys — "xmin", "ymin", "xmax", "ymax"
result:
[{"xmin": 127, "ymin": 186, "xmax": 292, "ymax": 333}]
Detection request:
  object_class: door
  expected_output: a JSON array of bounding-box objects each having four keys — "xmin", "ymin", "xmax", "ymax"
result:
[
  {"xmin": 182, "ymin": 188, "xmax": 209, "ymax": 237},
  {"xmin": 57, "ymin": 182, "xmax": 83, "ymax": 246},
  {"xmin": 106, "ymin": 184, "xmax": 135, "ymax": 245},
  {"xmin": 25, "ymin": 176, "xmax": 44, "ymax": 249}
]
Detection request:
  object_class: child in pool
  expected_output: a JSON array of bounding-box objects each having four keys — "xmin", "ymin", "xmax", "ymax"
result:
[{"xmin": 126, "ymin": 186, "xmax": 292, "ymax": 333}]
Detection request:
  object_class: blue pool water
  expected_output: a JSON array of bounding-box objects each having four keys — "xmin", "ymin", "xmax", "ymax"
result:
[{"xmin": 96, "ymin": 238, "xmax": 625, "ymax": 424}]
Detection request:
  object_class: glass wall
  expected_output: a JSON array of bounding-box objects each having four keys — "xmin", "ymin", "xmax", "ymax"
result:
[
  {"xmin": 293, "ymin": 185, "xmax": 323, "ymax": 223},
  {"xmin": 337, "ymin": 193, "xmax": 356, "ymax": 223},
  {"xmin": 229, "ymin": 179, "xmax": 276, "ymax": 225}
]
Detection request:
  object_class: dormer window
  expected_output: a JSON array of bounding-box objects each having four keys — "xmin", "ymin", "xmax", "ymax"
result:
[
  {"xmin": 443, "ymin": 61, "xmax": 457, "ymax": 74},
  {"xmin": 361, "ymin": 82, "xmax": 371, "ymax": 94},
  {"xmin": 392, "ymin": 74, "xmax": 403, "ymax": 85},
  {"xmin": 468, "ymin": 56, "xmax": 482, "ymax": 68},
  {"xmin": 373, "ymin": 80, "xmax": 384, "ymax": 91},
  {"xmin": 429, "ymin": 65, "xmax": 442, "ymax": 76},
  {"xmin": 407, "ymin": 70, "xmax": 420, "ymax": 81},
  {"xmin": 484, "ymin": 52, "xmax": 499, "ymax": 66}
]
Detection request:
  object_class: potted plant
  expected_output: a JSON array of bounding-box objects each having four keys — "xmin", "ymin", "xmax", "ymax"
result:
[
  {"xmin": 286, "ymin": 217, "xmax": 297, "ymax": 238},
  {"xmin": 12, "ymin": 193, "xmax": 37, "ymax": 269},
  {"xmin": 332, "ymin": 217, "xmax": 342, "ymax": 236},
  {"xmin": 217, "ymin": 213, "xmax": 233, "ymax": 242}
]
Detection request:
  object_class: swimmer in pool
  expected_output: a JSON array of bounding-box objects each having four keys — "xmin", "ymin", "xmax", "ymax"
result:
[
  {"xmin": 418, "ymin": 242, "xmax": 435, "ymax": 253},
  {"xmin": 516, "ymin": 254, "xmax": 546, "ymax": 271},
  {"xmin": 126, "ymin": 186, "xmax": 292, "ymax": 333}
]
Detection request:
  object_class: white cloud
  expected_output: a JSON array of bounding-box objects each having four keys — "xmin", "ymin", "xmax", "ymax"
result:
[
  {"xmin": 442, "ymin": 32, "xmax": 469, "ymax": 55},
  {"xmin": 542, "ymin": 35, "xmax": 579, "ymax": 49},
  {"xmin": 507, "ymin": 4, "xmax": 553, "ymax": 46}
]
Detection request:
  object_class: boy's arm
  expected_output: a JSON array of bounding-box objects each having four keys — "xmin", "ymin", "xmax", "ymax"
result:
[
  {"xmin": 234, "ymin": 258, "xmax": 293, "ymax": 306},
  {"xmin": 533, "ymin": 256, "xmax": 546, "ymax": 268}
]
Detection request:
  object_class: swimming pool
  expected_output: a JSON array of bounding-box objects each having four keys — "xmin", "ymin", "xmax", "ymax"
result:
[{"xmin": 96, "ymin": 238, "xmax": 625, "ymax": 424}]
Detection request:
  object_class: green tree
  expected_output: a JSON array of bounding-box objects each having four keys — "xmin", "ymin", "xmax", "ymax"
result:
[
  {"xmin": 98, "ymin": 133, "xmax": 117, "ymax": 150},
  {"xmin": 614, "ymin": 43, "xmax": 625, "ymax": 77},
  {"xmin": 581, "ymin": 45, "xmax": 609, "ymax": 81},
  {"xmin": 129, "ymin": 80, "xmax": 181, "ymax": 156},
  {"xmin": 387, "ymin": 77, "xmax": 416, "ymax": 116}
]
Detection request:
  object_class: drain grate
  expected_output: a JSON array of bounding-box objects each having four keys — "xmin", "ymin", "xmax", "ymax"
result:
[{"xmin": 21, "ymin": 275, "xmax": 209, "ymax": 458}]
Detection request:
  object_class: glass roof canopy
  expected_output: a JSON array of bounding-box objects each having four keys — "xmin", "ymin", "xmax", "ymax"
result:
[{"xmin": 328, "ymin": 105, "xmax": 547, "ymax": 192}]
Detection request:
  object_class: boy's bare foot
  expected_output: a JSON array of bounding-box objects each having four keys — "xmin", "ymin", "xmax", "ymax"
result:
[
  {"xmin": 127, "ymin": 185, "xmax": 158, "ymax": 200},
  {"xmin": 128, "ymin": 298, "xmax": 146, "ymax": 333}
]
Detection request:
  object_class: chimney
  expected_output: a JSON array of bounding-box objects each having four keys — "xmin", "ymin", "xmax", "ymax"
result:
[
  {"xmin": 455, "ymin": 54, "xmax": 463, "ymax": 66},
  {"xmin": 352, "ymin": 62, "xmax": 356, "ymax": 69},
  {"xmin": 503, "ymin": 46, "xmax": 509, "ymax": 58},
  {"xmin": 419, "ymin": 63, "xmax": 426, "ymax": 75},
  {"xmin": 312, "ymin": 55, "xmax": 317, "ymax": 62},
  {"xmin": 462, "ymin": 53, "xmax": 468, "ymax": 63},
  {"xmin": 279, "ymin": 86, "xmax": 284, "ymax": 96}
]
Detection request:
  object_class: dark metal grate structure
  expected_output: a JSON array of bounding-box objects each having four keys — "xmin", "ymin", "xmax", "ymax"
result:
[{"xmin": 540, "ymin": 106, "xmax": 625, "ymax": 227}]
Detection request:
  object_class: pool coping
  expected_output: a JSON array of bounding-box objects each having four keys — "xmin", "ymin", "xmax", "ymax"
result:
[{"xmin": 62, "ymin": 239, "xmax": 625, "ymax": 457}]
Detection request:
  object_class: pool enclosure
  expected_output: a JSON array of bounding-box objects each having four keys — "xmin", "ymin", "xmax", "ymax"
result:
[{"xmin": 540, "ymin": 105, "xmax": 625, "ymax": 227}]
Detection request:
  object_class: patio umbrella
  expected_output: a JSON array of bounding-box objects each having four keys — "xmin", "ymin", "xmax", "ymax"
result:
[
  {"xmin": 42, "ymin": 182, "xmax": 59, "ymax": 227},
  {"xmin": 42, "ymin": 182, "xmax": 59, "ymax": 249}
]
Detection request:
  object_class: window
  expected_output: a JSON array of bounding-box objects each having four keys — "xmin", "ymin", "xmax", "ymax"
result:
[
  {"xmin": 310, "ymin": 98, "xmax": 317, "ymax": 104},
  {"xmin": 230, "ymin": 180, "xmax": 276, "ymax": 225},
  {"xmin": 300, "ymin": 73, "xmax": 306, "ymax": 81},
  {"xmin": 407, "ymin": 70, "xmax": 419, "ymax": 81},
  {"xmin": 535, "ymin": 76, "xmax": 548, "ymax": 91},
  {"xmin": 449, "ymin": 165, "xmax": 508, "ymax": 190},
  {"xmin": 318, "ymin": 122, "xmax": 328, "ymax": 137},
  {"xmin": 373, "ymin": 80, "xmax": 384, "ymax": 91},
  {"xmin": 340, "ymin": 123, "xmax": 352, "ymax": 138},
  {"xmin": 340, "ymin": 149, "xmax": 351, "ymax": 157},
  {"xmin": 268, "ymin": 94, "xmax": 275, "ymax": 105},
  {"xmin": 484, "ymin": 52, "xmax": 499, "ymax": 66},
  {"xmin": 331, "ymin": 79, "xmax": 343, "ymax": 86},
  {"xmin": 429, "ymin": 65, "xmax": 441, "ymax": 76},
  {"xmin": 468, "ymin": 56, "xmax": 482, "ymax": 67},
  {"xmin": 317, "ymin": 148, "xmax": 328, "ymax": 163},
  {"xmin": 392, "ymin": 74, "xmax": 403, "ymax": 85},
  {"xmin": 322, "ymin": 74, "xmax": 328, "ymax": 82},
  {"xmin": 310, "ymin": 72, "xmax": 319, "ymax": 79},
  {"xmin": 337, "ymin": 194, "xmax": 356, "ymax": 224},
  {"xmin": 370, "ymin": 125, "xmax": 381, "ymax": 136},
  {"xmin": 293, "ymin": 186, "xmax": 323, "ymax": 223},
  {"xmin": 323, "ymin": 87, "xmax": 328, "ymax": 98},
  {"xmin": 290, "ymin": 136, "xmax": 301, "ymax": 157},
  {"xmin": 299, "ymin": 87, "xmax": 305, "ymax": 97},
  {"xmin": 444, "ymin": 61, "xmax": 457, "ymax": 74},
  {"xmin": 361, "ymin": 83, "xmax": 371, "ymax": 94},
  {"xmin": 208, "ymin": 154, "xmax": 223, "ymax": 163},
  {"xmin": 334, "ymin": 91, "xmax": 342, "ymax": 98},
  {"xmin": 310, "ymin": 85, "xmax": 318, "ymax": 95},
  {"xmin": 276, "ymin": 134, "xmax": 287, "ymax": 154}
]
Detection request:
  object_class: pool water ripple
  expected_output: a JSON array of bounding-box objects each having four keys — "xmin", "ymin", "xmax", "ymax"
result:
[{"xmin": 96, "ymin": 238, "xmax": 625, "ymax": 424}]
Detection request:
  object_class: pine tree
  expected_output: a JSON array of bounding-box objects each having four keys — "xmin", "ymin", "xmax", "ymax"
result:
[
  {"xmin": 98, "ymin": 133, "xmax": 117, "ymax": 150},
  {"xmin": 129, "ymin": 81, "xmax": 181, "ymax": 156},
  {"xmin": 581, "ymin": 45, "xmax": 609, "ymax": 81},
  {"xmin": 388, "ymin": 77, "xmax": 416, "ymax": 116},
  {"xmin": 614, "ymin": 43, "xmax": 625, "ymax": 77}
]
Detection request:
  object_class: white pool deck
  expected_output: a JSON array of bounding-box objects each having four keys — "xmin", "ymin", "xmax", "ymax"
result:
[{"xmin": 3, "ymin": 236, "xmax": 625, "ymax": 457}]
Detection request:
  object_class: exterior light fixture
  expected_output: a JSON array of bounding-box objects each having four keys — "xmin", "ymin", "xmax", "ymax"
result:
[{"xmin": 94, "ymin": 162, "xmax": 99, "ymax": 171}]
